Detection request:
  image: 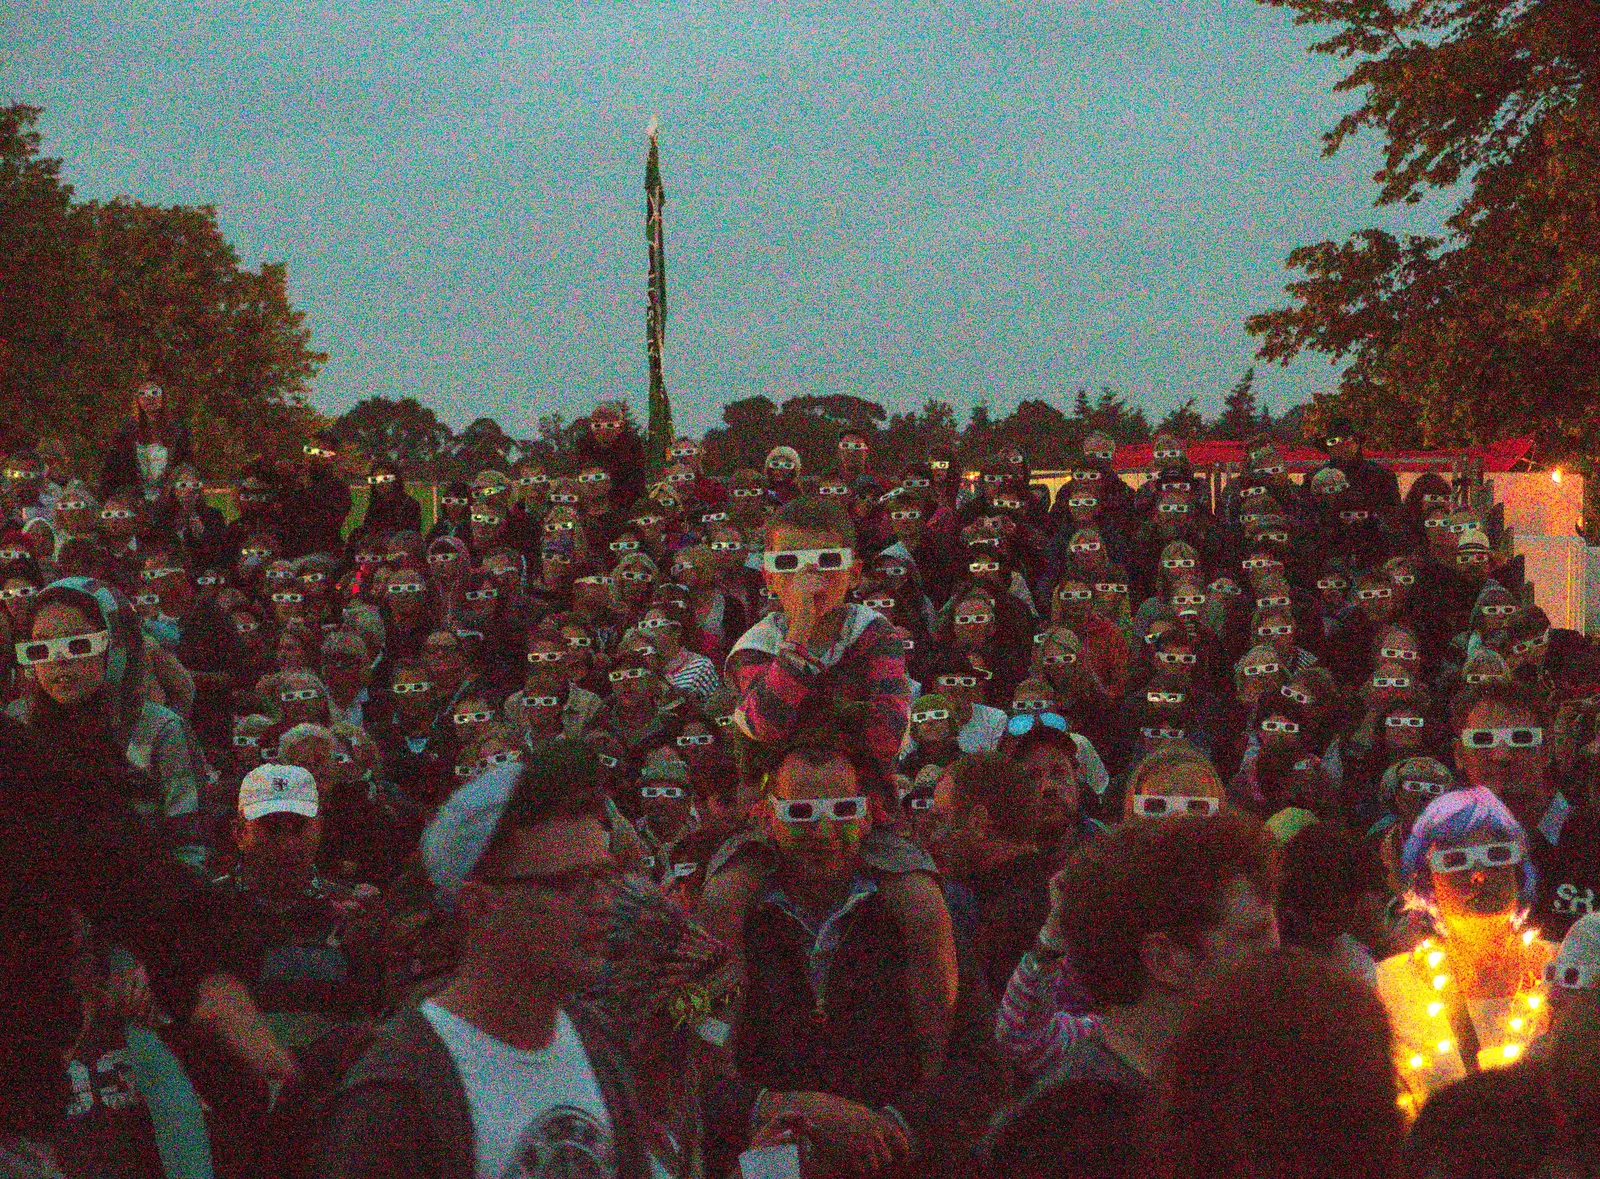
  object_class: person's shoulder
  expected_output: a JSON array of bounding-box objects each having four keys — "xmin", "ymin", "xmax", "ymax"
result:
[
  {"xmin": 1037, "ymin": 1024, "xmax": 1144, "ymax": 1092},
  {"xmin": 0, "ymin": 712, "xmax": 37, "ymax": 760},
  {"xmin": 852, "ymin": 608, "xmax": 905, "ymax": 648},
  {"xmin": 726, "ymin": 612, "xmax": 786, "ymax": 660},
  {"xmin": 990, "ymin": 1071, "xmax": 1144, "ymax": 1179},
  {"xmin": 340, "ymin": 1007, "xmax": 451, "ymax": 1092}
]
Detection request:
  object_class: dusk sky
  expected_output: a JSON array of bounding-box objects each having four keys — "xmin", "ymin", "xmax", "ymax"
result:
[{"xmin": 4, "ymin": 0, "xmax": 1453, "ymax": 437}]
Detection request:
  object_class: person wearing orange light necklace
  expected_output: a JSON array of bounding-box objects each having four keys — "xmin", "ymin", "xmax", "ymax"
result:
[{"xmin": 1377, "ymin": 785, "xmax": 1555, "ymax": 1119}]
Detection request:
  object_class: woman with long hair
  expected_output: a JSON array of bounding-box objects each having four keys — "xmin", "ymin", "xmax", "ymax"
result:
[
  {"xmin": 15, "ymin": 578, "xmax": 209, "ymax": 860},
  {"xmin": 99, "ymin": 382, "xmax": 194, "ymax": 502}
]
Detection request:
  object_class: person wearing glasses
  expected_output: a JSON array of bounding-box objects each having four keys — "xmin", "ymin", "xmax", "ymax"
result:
[
  {"xmin": 220, "ymin": 464, "xmax": 287, "ymax": 563},
  {"xmin": 99, "ymin": 381, "xmax": 194, "ymax": 503},
  {"xmin": 2, "ymin": 450, "xmax": 52, "ymax": 532},
  {"xmin": 715, "ymin": 741, "xmax": 1012, "ymax": 1178},
  {"xmin": 1228, "ymin": 694, "xmax": 1316, "ymax": 815},
  {"xmin": 1376, "ymin": 786, "xmax": 1553, "ymax": 1119},
  {"xmin": 94, "ymin": 485, "xmax": 154, "ymax": 586},
  {"xmin": 158, "ymin": 461, "xmax": 229, "ymax": 570},
  {"xmin": 1312, "ymin": 416, "xmax": 1399, "ymax": 512},
  {"xmin": 984, "ymin": 814, "xmax": 1279, "ymax": 1171},
  {"xmin": 136, "ymin": 545, "xmax": 243, "ymax": 755},
  {"xmin": 573, "ymin": 403, "xmax": 647, "ymax": 513},
  {"xmin": 634, "ymin": 603, "xmax": 722, "ymax": 706},
  {"xmin": 358, "ymin": 460, "xmax": 421, "ymax": 537},
  {"xmin": 1453, "ymin": 682, "xmax": 1600, "ymax": 943},
  {"xmin": 1120, "ymin": 742, "xmax": 1229, "ymax": 824},
  {"xmin": 371, "ymin": 656, "xmax": 452, "ymax": 810},
  {"xmin": 14, "ymin": 577, "xmax": 208, "ymax": 860},
  {"xmin": 279, "ymin": 432, "xmax": 352, "ymax": 559},
  {"xmin": 928, "ymin": 752, "xmax": 1073, "ymax": 1002},
  {"xmin": 319, "ymin": 739, "xmax": 657, "ymax": 1179},
  {"xmin": 726, "ymin": 496, "xmax": 910, "ymax": 797}
]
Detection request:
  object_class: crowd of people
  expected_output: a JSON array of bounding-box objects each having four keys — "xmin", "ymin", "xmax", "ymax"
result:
[{"xmin": 4, "ymin": 381, "xmax": 1600, "ymax": 1179}]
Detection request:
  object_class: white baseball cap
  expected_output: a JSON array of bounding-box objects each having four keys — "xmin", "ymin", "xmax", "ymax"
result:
[{"xmin": 239, "ymin": 763, "xmax": 319, "ymax": 821}]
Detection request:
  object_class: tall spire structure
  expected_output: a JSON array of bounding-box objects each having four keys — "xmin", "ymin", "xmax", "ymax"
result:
[{"xmin": 644, "ymin": 114, "xmax": 673, "ymax": 470}]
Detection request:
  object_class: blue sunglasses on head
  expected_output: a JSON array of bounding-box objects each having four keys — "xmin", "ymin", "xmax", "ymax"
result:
[{"xmin": 1007, "ymin": 711, "xmax": 1069, "ymax": 737}]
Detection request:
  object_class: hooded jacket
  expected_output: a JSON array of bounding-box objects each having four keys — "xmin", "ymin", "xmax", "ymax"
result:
[{"xmin": 11, "ymin": 577, "xmax": 208, "ymax": 853}]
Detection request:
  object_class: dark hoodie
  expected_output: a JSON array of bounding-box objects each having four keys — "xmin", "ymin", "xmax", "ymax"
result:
[
  {"xmin": 0, "ymin": 714, "xmax": 231, "ymax": 1025},
  {"xmin": 574, "ymin": 426, "xmax": 647, "ymax": 513}
]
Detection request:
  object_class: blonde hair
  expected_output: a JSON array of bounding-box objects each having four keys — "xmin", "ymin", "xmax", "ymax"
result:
[{"xmin": 1128, "ymin": 741, "xmax": 1225, "ymax": 799}]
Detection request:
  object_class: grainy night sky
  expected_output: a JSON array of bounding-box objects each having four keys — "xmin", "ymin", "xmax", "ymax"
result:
[{"xmin": 4, "ymin": 0, "xmax": 1453, "ymax": 433}]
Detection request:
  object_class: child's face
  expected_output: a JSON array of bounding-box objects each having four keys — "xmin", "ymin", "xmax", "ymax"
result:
[{"xmin": 762, "ymin": 525, "xmax": 859, "ymax": 623}]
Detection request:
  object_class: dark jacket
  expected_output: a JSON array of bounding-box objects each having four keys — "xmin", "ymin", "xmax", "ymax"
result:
[
  {"xmin": 734, "ymin": 888, "xmax": 1012, "ymax": 1171},
  {"xmin": 363, "ymin": 488, "xmax": 423, "ymax": 538},
  {"xmin": 0, "ymin": 716, "xmax": 232, "ymax": 1023},
  {"xmin": 316, "ymin": 1005, "xmax": 654, "ymax": 1179},
  {"xmin": 574, "ymin": 430, "xmax": 647, "ymax": 512},
  {"xmin": 281, "ymin": 470, "xmax": 355, "ymax": 557},
  {"xmin": 100, "ymin": 414, "xmax": 194, "ymax": 498}
]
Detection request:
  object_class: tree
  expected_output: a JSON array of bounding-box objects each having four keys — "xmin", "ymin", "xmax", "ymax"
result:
[
  {"xmin": 1157, "ymin": 399, "xmax": 1206, "ymax": 439},
  {"xmin": 1082, "ymin": 387, "xmax": 1151, "ymax": 441},
  {"xmin": 0, "ymin": 105, "xmax": 326, "ymax": 477},
  {"xmin": 1212, "ymin": 368, "xmax": 1260, "ymax": 440},
  {"xmin": 331, "ymin": 397, "xmax": 450, "ymax": 471},
  {"xmin": 526, "ymin": 411, "xmax": 587, "ymax": 467},
  {"xmin": 445, "ymin": 416, "xmax": 520, "ymax": 477},
  {"xmin": 783, "ymin": 394, "xmax": 888, "ymax": 434},
  {"xmin": 996, "ymin": 399, "xmax": 1075, "ymax": 468},
  {"xmin": 1248, "ymin": 0, "xmax": 1600, "ymax": 459},
  {"xmin": 702, "ymin": 395, "xmax": 781, "ymax": 473},
  {"xmin": 0, "ymin": 105, "xmax": 101, "ymax": 459},
  {"xmin": 878, "ymin": 398, "xmax": 959, "ymax": 472}
]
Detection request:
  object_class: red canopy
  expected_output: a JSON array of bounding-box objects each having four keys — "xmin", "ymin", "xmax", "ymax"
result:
[{"xmin": 1107, "ymin": 437, "xmax": 1534, "ymax": 475}]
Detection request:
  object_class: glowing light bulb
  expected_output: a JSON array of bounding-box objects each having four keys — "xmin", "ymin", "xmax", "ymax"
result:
[
  {"xmin": 1504, "ymin": 1043, "xmax": 1522, "ymax": 1061},
  {"xmin": 1437, "ymin": 1039, "xmax": 1452, "ymax": 1054},
  {"xmin": 1553, "ymin": 469, "xmax": 1564, "ymax": 485},
  {"xmin": 1433, "ymin": 974, "xmax": 1450, "ymax": 990},
  {"xmin": 1427, "ymin": 1002, "xmax": 1444, "ymax": 1018},
  {"xmin": 1409, "ymin": 1055, "xmax": 1425, "ymax": 1070},
  {"xmin": 1527, "ymin": 995, "xmax": 1542, "ymax": 1010},
  {"xmin": 1510, "ymin": 1018, "xmax": 1525, "ymax": 1032},
  {"xmin": 1427, "ymin": 950, "xmax": 1446, "ymax": 968},
  {"xmin": 1523, "ymin": 929, "xmax": 1537, "ymax": 946}
]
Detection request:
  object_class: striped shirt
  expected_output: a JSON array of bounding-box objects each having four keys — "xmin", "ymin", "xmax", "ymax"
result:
[
  {"xmin": 664, "ymin": 649, "xmax": 723, "ymax": 704},
  {"xmin": 726, "ymin": 605, "xmax": 910, "ymax": 790}
]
